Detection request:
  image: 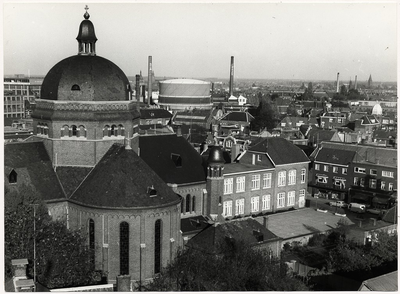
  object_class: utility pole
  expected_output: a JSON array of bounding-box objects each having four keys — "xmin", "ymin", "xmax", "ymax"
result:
[{"xmin": 30, "ymin": 204, "xmax": 39, "ymax": 292}]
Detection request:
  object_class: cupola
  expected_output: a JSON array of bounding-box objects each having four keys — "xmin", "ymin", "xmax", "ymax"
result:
[{"xmin": 76, "ymin": 5, "xmax": 97, "ymax": 56}]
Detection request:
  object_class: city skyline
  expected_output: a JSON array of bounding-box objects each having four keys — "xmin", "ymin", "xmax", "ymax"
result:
[{"xmin": 3, "ymin": 1, "xmax": 398, "ymax": 82}]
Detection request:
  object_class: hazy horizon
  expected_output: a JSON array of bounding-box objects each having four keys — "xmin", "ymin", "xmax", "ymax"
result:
[{"xmin": 3, "ymin": 2, "xmax": 398, "ymax": 82}]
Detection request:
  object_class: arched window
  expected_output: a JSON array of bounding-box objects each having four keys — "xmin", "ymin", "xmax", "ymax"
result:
[
  {"xmin": 61, "ymin": 125, "xmax": 69, "ymax": 137},
  {"xmin": 9, "ymin": 170, "xmax": 17, "ymax": 184},
  {"xmin": 154, "ymin": 219, "xmax": 162, "ymax": 274},
  {"xmin": 43, "ymin": 124, "xmax": 49, "ymax": 136},
  {"xmin": 103, "ymin": 125, "xmax": 110, "ymax": 137},
  {"xmin": 181, "ymin": 197, "xmax": 184, "ymax": 213},
  {"xmin": 111, "ymin": 125, "xmax": 117, "ymax": 136},
  {"xmin": 71, "ymin": 125, "xmax": 78, "ymax": 137},
  {"xmin": 89, "ymin": 219, "xmax": 95, "ymax": 265},
  {"xmin": 186, "ymin": 194, "xmax": 191, "ymax": 213},
  {"xmin": 192, "ymin": 196, "xmax": 196, "ymax": 212},
  {"xmin": 120, "ymin": 222, "xmax": 129, "ymax": 275},
  {"xmin": 79, "ymin": 125, "xmax": 86, "ymax": 137},
  {"xmin": 118, "ymin": 124, "xmax": 125, "ymax": 137},
  {"xmin": 71, "ymin": 84, "xmax": 80, "ymax": 91}
]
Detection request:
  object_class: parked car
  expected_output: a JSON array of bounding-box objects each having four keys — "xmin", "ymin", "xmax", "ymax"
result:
[
  {"xmin": 329, "ymin": 200, "xmax": 348, "ymax": 208},
  {"xmin": 366, "ymin": 208, "xmax": 387, "ymax": 215}
]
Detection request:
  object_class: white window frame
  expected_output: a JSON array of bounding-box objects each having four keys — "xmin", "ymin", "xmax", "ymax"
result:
[
  {"xmin": 354, "ymin": 167, "xmax": 366, "ymax": 174},
  {"xmin": 354, "ymin": 177, "xmax": 359, "ymax": 186},
  {"xmin": 257, "ymin": 154, "xmax": 262, "ymax": 162},
  {"xmin": 381, "ymin": 181, "xmax": 386, "ymax": 190},
  {"xmin": 287, "ymin": 191, "xmax": 295, "ymax": 206},
  {"xmin": 370, "ymin": 169, "xmax": 377, "ymax": 176},
  {"xmin": 301, "ymin": 169, "xmax": 306, "ymax": 183},
  {"xmin": 288, "ymin": 170, "xmax": 296, "ymax": 185},
  {"xmin": 342, "ymin": 168, "xmax": 347, "ymax": 175},
  {"xmin": 224, "ymin": 178, "xmax": 233, "ymax": 195},
  {"xmin": 317, "ymin": 175, "xmax": 328, "ymax": 183},
  {"xmin": 278, "ymin": 171, "xmax": 286, "ymax": 187},
  {"xmin": 251, "ymin": 196, "xmax": 260, "ymax": 213},
  {"xmin": 299, "ymin": 189, "xmax": 305, "ymax": 198},
  {"xmin": 251, "ymin": 174, "xmax": 261, "ymax": 190},
  {"xmin": 324, "ymin": 165, "xmax": 329, "ymax": 172},
  {"xmin": 277, "ymin": 192, "xmax": 285, "ymax": 208},
  {"xmin": 263, "ymin": 173, "xmax": 272, "ymax": 189},
  {"xmin": 333, "ymin": 166, "xmax": 338, "ymax": 173},
  {"xmin": 236, "ymin": 176, "xmax": 245, "ymax": 193},
  {"xmin": 369, "ymin": 179, "xmax": 377, "ymax": 189},
  {"xmin": 315, "ymin": 163, "xmax": 320, "ymax": 171},
  {"xmin": 360, "ymin": 178, "xmax": 365, "ymax": 187},
  {"xmin": 223, "ymin": 200, "xmax": 232, "ymax": 217},
  {"xmin": 235, "ymin": 198, "xmax": 244, "ymax": 215},
  {"xmin": 388, "ymin": 183, "xmax": 393, "ymax": 191},
  {"xmin": 382, "ymin": 171, "xmax": 394, "ymax": 178},
  {"xmin": 262, "ymin": 194, "xmax": 271, "ymax": 210}
]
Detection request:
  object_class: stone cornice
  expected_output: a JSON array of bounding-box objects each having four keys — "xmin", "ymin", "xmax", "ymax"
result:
[{"xmin": 35, "ymin": 99, "xmax": 138, "ymax": 112}]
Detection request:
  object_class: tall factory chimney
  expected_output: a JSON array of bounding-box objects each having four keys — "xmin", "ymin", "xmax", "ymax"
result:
[
  {"xmin": 354, "ymin": 75, "xmax": 358, "ymax": 90},
  {"xmin": 148, "ymin": 56, "xmax": 153, "ymax": 105},
  {"xmin": 135, "ymin": 74, "xmax": 140, "ymax": 111},
  {"xmin": 229, "ymin": 56, "xmax": 234, "ymax": 96},
  {"xmin": 336, "ymin": 72, "xmax": 340, "ymax": 93}
]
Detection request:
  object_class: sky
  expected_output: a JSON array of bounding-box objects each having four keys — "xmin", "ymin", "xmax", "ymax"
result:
[{"xmin": 2, "ymin": 1, "xmax": 398, "ymax": 82}]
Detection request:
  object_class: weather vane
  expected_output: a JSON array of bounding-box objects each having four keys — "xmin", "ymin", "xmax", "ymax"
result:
[{"xmin": 85, "ymin": 5, "xmax": 89, "ymax": 12}]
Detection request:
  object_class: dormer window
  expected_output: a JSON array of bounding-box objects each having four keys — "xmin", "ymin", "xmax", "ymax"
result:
[
  {"xmin": 9, "ymin": 170, "xmax": 17, "ymax": 184},
  {"xmin": 148, "ymin": 186, "xmax": 157, "ymax": 197},
  {"xmin": 171, "ymin": 153, "xmax": 182, "ymax": 167},
  {"xmin": 71, "ymin": 84, "xmax": 81, "ymax": 91}
]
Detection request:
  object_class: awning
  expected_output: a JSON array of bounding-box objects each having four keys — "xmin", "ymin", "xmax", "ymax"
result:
[{"xmin": 372, "ymin": 197, "xmax": 390, "ymax": 205}]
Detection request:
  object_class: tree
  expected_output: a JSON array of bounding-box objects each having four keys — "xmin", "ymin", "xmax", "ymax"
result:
[
  {"xmin": 250, "ymin": 100, "xmax": 280, "ymax": 131},
  {"xmin": 145, "ymin": 238, "xmax": 309, "ymax": 291},
  {"xmin": 5, "ymin": 185, "xmax": 102, "ymax": 289}
]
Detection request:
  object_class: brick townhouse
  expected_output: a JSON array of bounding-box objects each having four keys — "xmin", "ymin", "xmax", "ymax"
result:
[
  {"xmin": 310, "ymin": 141, "xmax": 397, "ymax": 208},
  {"xmin": 207, "ymin": 137, "xmax": 310, "ymax": 220}
]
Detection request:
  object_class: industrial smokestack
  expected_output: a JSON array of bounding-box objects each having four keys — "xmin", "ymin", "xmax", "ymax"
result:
[
  {"xmin": 148, "ymin": 56, "xmax": 153, "ymax": 105},
  {"xmin": 142, "ymin": 85, "xmax": 146, "ymax": 103},
  {"xmin": 229, "ymin": 56, "xmax": 234, "ymax": 96},
  {"xmin": 354, "ymin": 75, "xmax": 358, "ymax": 90},
  {"xmin": 336, "ymin": 72, "xmax": 340, "ymax": 93},
  {"xmin": 135, "ymin": 74, "xmax": 140, "ymax": 111}
]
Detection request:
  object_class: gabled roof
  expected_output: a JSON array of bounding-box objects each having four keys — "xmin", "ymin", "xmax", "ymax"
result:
[
  {"xmin": 360, "ymin": 115, "xmax": 380, "ymax": 125},
  {"xmin": 70, "ymin": 144, "xmax": 180, "ymax": 208},
  {"xmin": 187, "ymin": 218, "xmax": 280, "ymax": 254},
  {"xmin": 313, "ymin": 147, "xmax": 356, "ymax": 165},
  {"xmin": 319, "ymin": 142, "xmax": 397, "ymax": 168},
  {"xmin": 140, "ymin": 108, "xmax": 172, "ymax": 119},
  {"xmin": 248, "ymin": 137, "xmax": 309, "ymax": 165},
  {"xmin": 220, "ymin": 111, "xmax": 254, "ymax": 123},
  {"xmin": 359, "ymin": 271, "xmax": 398, "ymax": 291},
  {"xmin": 181, "ymin": 215, "xmax": 211, "ymax": 235},
  {"xmin": 373, "ymin": 130, "xmax": 397, "ymax": 140},
  {"xmin": 56, "ymin": 167, "xmax": 93, "ymax": 197},
  {"xmin": 139, "ymin": 134, "xmax": 206, "ymax": 185},
  {"xmin": 4, "ymin": 142, "xmax": 66, "ymax": 202},
  {"xmin": 307, "ymin": 129, "xmax": 337, "ymax": 143}
]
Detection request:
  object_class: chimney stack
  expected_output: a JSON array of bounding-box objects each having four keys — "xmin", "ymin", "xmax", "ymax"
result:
[
  {"xmin": 263, "ymin": 216, "xmax": 268, "ymax": 229},
  {"xmin": 336, "ymin": 72, "xmax": 340, "ymax": 93},
  {"xmin": 141, "ymin": 85, "xmax": 146, "ymax": 103},
  {"xmin": 229, "ymin": 56, "xmax": 234, "ymax": 96},
  {"xmin": 148, "ymin": 56, "xmax": 153, "ymax": 106},
  {"xmin": 354, "ymin": 75, "xmax": 358, "ymax": 90},
  {"xmin": 135, "ymin": 74, "xmax": 140, "ymax": 111}
]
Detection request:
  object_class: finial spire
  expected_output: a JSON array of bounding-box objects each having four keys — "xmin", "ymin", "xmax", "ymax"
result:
[{"xmin": 84, "ymin": 5, "xmax": 90, "ymax": 19}]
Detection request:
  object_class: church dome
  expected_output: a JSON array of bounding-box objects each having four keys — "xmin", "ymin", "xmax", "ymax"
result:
[
  {"xmin": 207, "ymin": 146, "xmax": 225, "ymax": 164},
  {"xmin": 40, "ymin": 7, "xmax": 131, "ymax": 102},
  {"xmin": 40, "ymin": 55, "xmax": 131, "ymax": 101},
  {"xmin": 372, "ymin": 103, "xmax": 383, "ymax": 115}
]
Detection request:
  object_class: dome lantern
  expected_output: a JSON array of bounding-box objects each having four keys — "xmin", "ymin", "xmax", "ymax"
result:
[{"xmin": 76, "ymin": 5, "xmax": 97, "ymax": 56}]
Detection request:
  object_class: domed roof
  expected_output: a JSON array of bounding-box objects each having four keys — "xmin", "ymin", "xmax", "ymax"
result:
[
  {"xmin": 372, "ymin": 103, "xmax": 383, "ymax": 115},
  {"xmin": 207, "ymin": 146, "xmax": 225, "ymax": 164},
  {"xmin": 76, "ymin": 11, "xmax": 97, "ymax": 42},
  {"xmin": 40, "ymin": 55, "xmax": 131, "ymax": 101}
]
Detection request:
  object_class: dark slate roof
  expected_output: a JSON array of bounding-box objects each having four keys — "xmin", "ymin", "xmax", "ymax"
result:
[
  {"xmin": 314, "ymin": 147, "xmax": 356, "ymax": 165},
  {"xmin": 140, "ymin": 108, "xmax": 172, "ymax": 119},
  {"xmin": 220, "ymin": 111, "xmax": 254, "ymax": 123},
  {"xmin": 56, "ymin": 166, "xmax": 93, "ymax": 197},
  {"xmin": 359, "ymin": 271, "xmax": 398, "ymax": 291},
  {"xmin": 382, "ymin": 206, "xmax": 397, "ymax": 224},
  {"xmin": 4, "ymin": 142, "xmax": 66, "ymax": 201},
  {"xmin": 70, "ymin": 144, "xmax": 181, "ymax": 208},
  {"xmin": 139, "ymin": 134, "xmax": 206, "ymax": 185},
  {"xmin": 181, "ymin": 215, "xmax": 211, "ymax": 235},
  {"xmin": 187, "ymin": 218, "xmax": 280, "ymax": 254},
  {"xmin": 373, "ymin": 130, "xmax": 397, "ymax": 139},
  {"xmin": 307, "ymin": 129, "xmax": 337, "ymax": 143},
  {"xmin": 248, "ymin": 137, "xmax": 309, "ymax": 165}
]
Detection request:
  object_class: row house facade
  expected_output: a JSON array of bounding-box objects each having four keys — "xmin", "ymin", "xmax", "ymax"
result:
[
  {"xmin": 310, "ymin": 142, "xmax": 397, "ymax": 208},
  {"xmin": 207, "ymin": 137, "xmax": 310, "ymax": 220}
]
